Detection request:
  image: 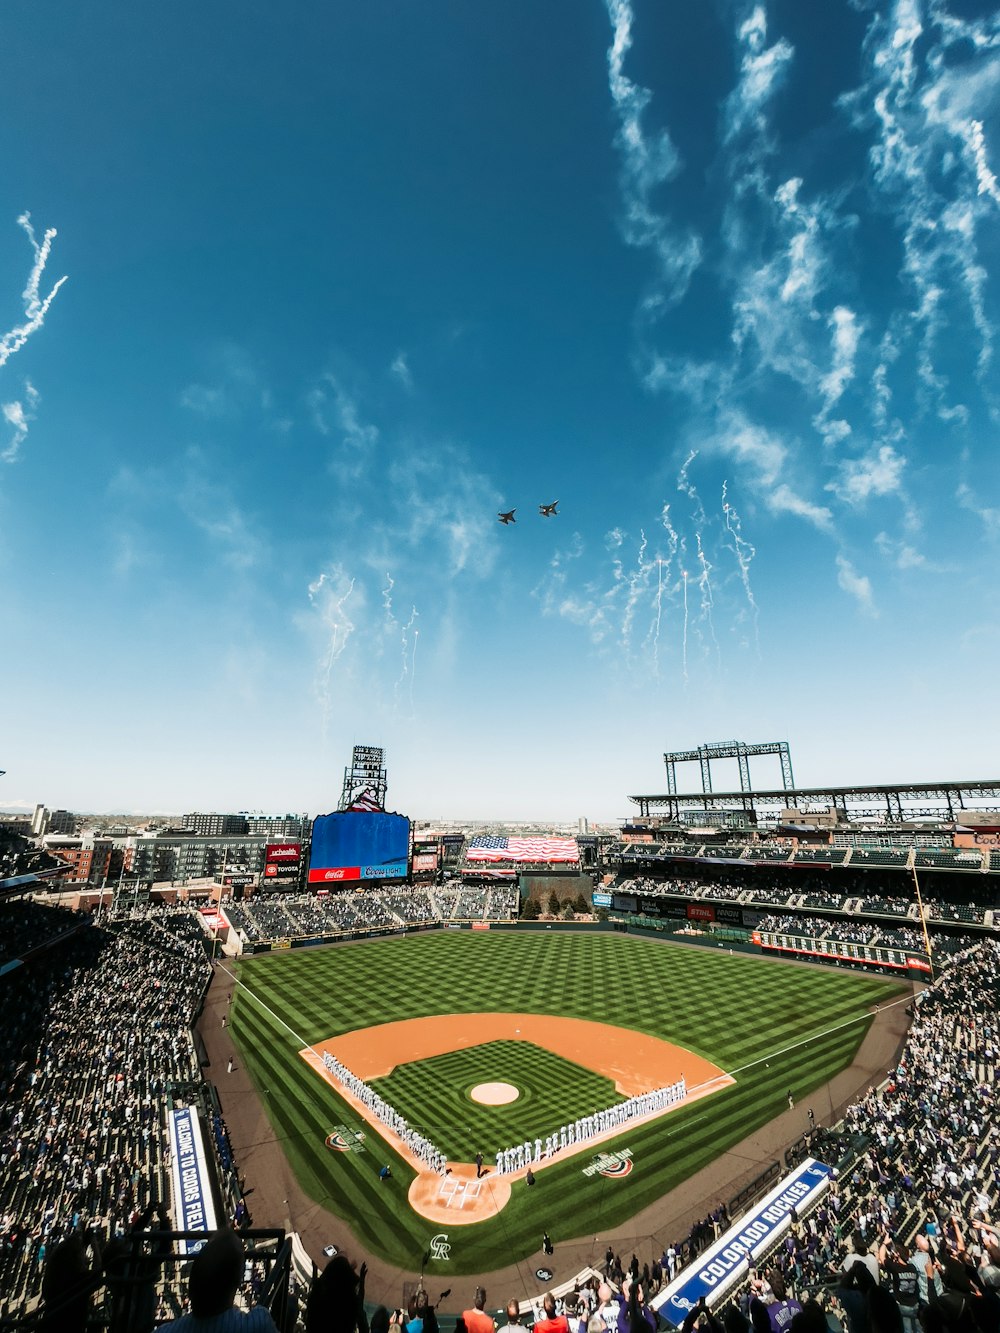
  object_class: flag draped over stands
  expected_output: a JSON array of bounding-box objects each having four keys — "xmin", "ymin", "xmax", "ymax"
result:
[{"xmin": 466, "ymin": 836, "xmax": 579, "ymax": 863}]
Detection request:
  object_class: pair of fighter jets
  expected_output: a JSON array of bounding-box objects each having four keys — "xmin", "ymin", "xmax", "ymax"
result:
[{"xmin": 498, "ymin": 501, "xmax": 558, "ymax": 524}]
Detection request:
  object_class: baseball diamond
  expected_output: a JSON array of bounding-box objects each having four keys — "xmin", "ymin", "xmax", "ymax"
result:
[{"xmin": 228, "ymin": 928, "xmax": 905, "ymax": 1276}]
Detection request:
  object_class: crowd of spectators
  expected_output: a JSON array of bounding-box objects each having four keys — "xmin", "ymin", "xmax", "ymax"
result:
[
  {"xmin": 0, "ymin": 899, "xmax": 88, "ymax": 964},
  {"xmin": 0, "ymin": 909, "xmax": 211, "ymax": 1318},
  {"xmin": 3, "ymin": 885, "xmax": 999, "ymax": 1332},
  {"xmin": 222, "ymin": 885, "xmax": 520, "ymax": 944}
]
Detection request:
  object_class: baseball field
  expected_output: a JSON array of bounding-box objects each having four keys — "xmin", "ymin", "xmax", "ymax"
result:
[{"xmin": 227, "ymin": 929, "xmax": 905, "ymax": 1276}]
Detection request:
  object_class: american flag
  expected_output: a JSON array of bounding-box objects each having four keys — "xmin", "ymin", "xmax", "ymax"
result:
[
  {"xmin": 346, "ymin": 788, "xmax": 383, "ymax": 813},
  {"xmin": 466, "ymin": 835, "xmax": 579, "ymax": 863}
]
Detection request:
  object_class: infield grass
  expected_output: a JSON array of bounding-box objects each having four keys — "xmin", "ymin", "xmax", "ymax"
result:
[
  {"xmin": 228, "ymin": 929, "xmax": 905, "ymax": 1276},
  {"xmin": 372, "ymin": 1039, "xmax": 621, "ymax": 1161}
]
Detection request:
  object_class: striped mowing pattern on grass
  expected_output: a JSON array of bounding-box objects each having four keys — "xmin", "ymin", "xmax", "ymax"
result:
[
  {"xmin": 370, "ymin": 1039, "xmax": 623, "ymax": 1162},
  {"xmin": 229, "ymin": 930, "xmax": 905, "ymax": 1276}
]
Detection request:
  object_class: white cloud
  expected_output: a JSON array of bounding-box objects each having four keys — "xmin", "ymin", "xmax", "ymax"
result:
[
  {"xmin": 836, "ymin": 553, "xmax": 877, "ymax": 615},
  {"xmin": 874, "ymin": 530, "xmax": 942, "ymax": 570},
  {"xmin": 0, "ymin": 214, "xmax": 67, "ymax": 370},
  {"xmin": 390, "ymin": 352, "xmax": 413, "ymax": 389},
  {"xmin": 180, "ymin": 384, "xmax": 230, "ymax": 417},
  {"xmin": 840, "ymin": 4, "xmax": 1000, "ymax": 407},
  {"xmin": 968, "ymin": 119, "xmax": 1000, "ymax": 207},
  {"xmin": 768, "ymin": 483, "xmax": 834, "ymax": 531},
  {"xmin": 1, "ymin": 380, "xmax": 39, "ymax": 463},
  {"xmin": 723, "ymin": 5, "xmax": 794, "ymax": 143},
  {"xmin": 309, "ymin": 373, "xmax": 379, "ymax": 480},
  {"xmin": 604, "ymin": 0, "xmax": 702, "ymax": 306},
  {"xmin": 827, "ymin": 444, "xmax": 906, "ymax": 505},
  {"xmin": 178, "ymin": 447, "xmax": 267, "ymax": 571},
  {"xmin": 956, "ymin": 481, "xmax": 1000, "ymax": 534}
]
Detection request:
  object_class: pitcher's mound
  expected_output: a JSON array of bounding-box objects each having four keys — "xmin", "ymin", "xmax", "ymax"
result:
[{"xmin": 470, "ymin": 1081, "xmax": 519, "ymax": 1105}]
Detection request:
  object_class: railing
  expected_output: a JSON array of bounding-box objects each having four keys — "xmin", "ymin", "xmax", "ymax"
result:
[{"xmin": 0, "ymin": 1230, "xmax": 293, "ymax": 1333}]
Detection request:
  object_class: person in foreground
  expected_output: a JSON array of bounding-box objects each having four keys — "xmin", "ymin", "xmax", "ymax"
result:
[{"xmin": 155, "ymin": 1228, "xmax": 279, "ymax": 1331}]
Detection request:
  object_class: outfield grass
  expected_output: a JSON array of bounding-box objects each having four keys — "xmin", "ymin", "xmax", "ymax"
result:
[{"xmin": 229, "ymin": 930, "xmax": 905, "ymax": 1276}]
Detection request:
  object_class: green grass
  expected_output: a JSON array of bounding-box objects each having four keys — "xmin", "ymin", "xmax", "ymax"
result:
[
  {"xmin": 228, "ymin": 929, "xmax": 905, "ymax": 1276},
  {"xmin": 371, "ymin": 1039, "xmax": 622, "ymax": 1161}
]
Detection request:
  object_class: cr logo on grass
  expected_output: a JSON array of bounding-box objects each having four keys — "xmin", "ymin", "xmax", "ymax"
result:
[
  {"xmin": 582, "ymin": 1148, "xmax": 633, "ymax": 1178},
  {"xmin": 429, "ymin": 1233, "xmax": 451, "ymax": 1261}
]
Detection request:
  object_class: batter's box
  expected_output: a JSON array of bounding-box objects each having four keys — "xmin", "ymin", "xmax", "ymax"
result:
[{"xmin": 436, "ymin": 1176, "xmax": 483, "ymax": 1209}]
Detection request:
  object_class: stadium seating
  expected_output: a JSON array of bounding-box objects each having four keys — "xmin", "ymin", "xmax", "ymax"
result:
[{"xmin": 3, "ymin": 879, "xmax": 999, "ymax": 1331}]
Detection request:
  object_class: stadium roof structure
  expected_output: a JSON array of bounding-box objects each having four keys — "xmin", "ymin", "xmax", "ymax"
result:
[
  {"xmin": 0, "ymin": 863, "xmax": 71, "ymax": 895},
  {"xmin": 628, "ymin": 779, "xmax": 1000, "ymax": 825}
]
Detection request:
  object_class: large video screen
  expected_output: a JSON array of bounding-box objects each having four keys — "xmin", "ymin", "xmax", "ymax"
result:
[{"xmin": 307, "ymin": 811, "xmax": 410, "ymax": 884}]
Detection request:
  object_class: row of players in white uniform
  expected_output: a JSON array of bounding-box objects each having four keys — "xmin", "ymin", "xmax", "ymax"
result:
[
  {"xmin": 322, "ymin": 1050, "xmax": 686, "ymax": 1177},
  {"xmin": 492, "ymin": 1076, "xmax": 687, "ymax": 1176},
  {"xmin": 321, "ymin": 1052, "xmax": 448, "ymax": 1175}
]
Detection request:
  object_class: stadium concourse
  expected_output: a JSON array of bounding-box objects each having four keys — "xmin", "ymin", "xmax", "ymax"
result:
[{"xmin": 1, "ymin": 859, "xmax": 999, "ymax": 1330}]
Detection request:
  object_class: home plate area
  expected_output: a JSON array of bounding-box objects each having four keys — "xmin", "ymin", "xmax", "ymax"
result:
[{"xmin": 300, "ymin": 1012, "xmax": 732, "ymax": 1222}]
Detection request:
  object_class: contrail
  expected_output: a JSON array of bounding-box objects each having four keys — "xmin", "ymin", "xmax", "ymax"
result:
[
  {"xmin": 679, "ymin": 452, "xmax": 720, "ymax": 669},
  {"xmin": 381, "ymin": 572, "xmax": 396, "ymax": 625},
  {"xmin": 722, "ymin": 480, "xmax": 760, "ymax": 655},
  {"xmin": 409, "ymin": 620, "xmax": 419, "ymax": 714},
  {"xmin": 396, "ymin": 606, "xmax": 419, "ymax": 712},
  {"xmin": 695, "ymin": 531, "xmax": 721, "ymax": 669},
  {"xmin": 0, "ymin": 214, "xmax": 68, "ymax": 370},
  {"xmin": 621, "ymin": 528, "xmax": 648, "ymax": 659},
  {"xmin": 308, "ymin": 570, "xmax": 356, "ymax": 737},
  {"xmin": 652, "ymin": 558, "xmax": 664, "ymax": 678},
  {"xmin": 681, "ymin": 568, "xmax": 689, "ymax": 686}
]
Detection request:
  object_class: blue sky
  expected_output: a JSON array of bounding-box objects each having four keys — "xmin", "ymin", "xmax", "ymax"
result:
[{"xmin": 2, "ymin": 0, "xmax": 999, "ymax": 822}]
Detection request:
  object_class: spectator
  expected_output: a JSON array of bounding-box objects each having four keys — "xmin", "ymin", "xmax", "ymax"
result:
[
  {"xmin": 535, "ymin": 1293, "xmax": 570, "ymax": 1333},
  {"xmin": 306, "ymin": 1254, "xmax": 369, "ymax": 1333},
  {"xmin": 155, "ymin": 1228, "xmax": 278, "ymax": 1331},
  {"xmin": 497, "ymin": 1299, "xmax": 526, "ymax": 1333},
  {"xmin": 463, "ymin": 1288, "xmax": 495, "ymax": 1333}
]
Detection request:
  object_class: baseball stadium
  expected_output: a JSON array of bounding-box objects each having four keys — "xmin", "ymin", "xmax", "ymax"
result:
[{"xmin": 1, "ymin": 739, "xmax": 998, "ymax": 1332}]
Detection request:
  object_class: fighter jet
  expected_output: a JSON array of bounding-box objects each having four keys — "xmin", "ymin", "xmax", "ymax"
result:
[
  {"xmin": 498, "ymin": 509, "xmax": 516, "ymax": 525},
  {"xmin": 539, "ymin": 501, "xmax": 559, "ymax": 517}
]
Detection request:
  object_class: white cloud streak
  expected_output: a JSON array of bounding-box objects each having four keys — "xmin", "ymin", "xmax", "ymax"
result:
[
  {"xmin": 604, "ymin": 0, "xmax": 702, "ymax": 307},
  {"xmin": 1, "ymin": 380, "xmax": 39, "ymax": 464},
  {"xmin": 0, "ymin": 214, "xmax": 67, "ymax": 371},
  {"xmin": 836, "ymin": 554, "xmax": 877, "ymax": 616}
]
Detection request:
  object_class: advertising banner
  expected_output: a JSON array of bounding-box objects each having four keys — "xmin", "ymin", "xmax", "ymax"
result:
[
  {"xmin": 687, "ymin": 903, "xmax": 716, "ymax": 922},
  {"xmin": 413, "ymin": 853, "xmax": 438, "ymax": 872},
  {"xmin": 167, "ymin": 1106, "xmax": 218, "ymax": 1255},
  {"xmin": 654, "ymin": 1158, "xmax": 832, "ymax": 1326},
  {"xmin": 715, "ymin": 905, "xmax": 743, "ymax": 925},
  {"xmin": 265, "ymin": 842, "xmax": 301, "ymax": 863},
  {"xmin": 592, "ymin": 891, "xmax": 612, "ymax": 907},
  {"xmin": 264, "ymin": 862, "xmax": 300, "ymax": 878}
]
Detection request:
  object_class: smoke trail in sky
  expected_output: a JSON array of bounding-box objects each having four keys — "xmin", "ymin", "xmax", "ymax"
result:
[
  {"xmin": 620, "ymin": 528, "xmax": 648, "ymax": 657},
  {"xmin": 694, "ymin": 532, "xmax": 721, "ymax": 668},
  {"xmin": 381, "ymin": 572, "xmax": 396, "ymax": 625},
  {"xmin": 652, "ymin": 558, "xmax": 664, "ymax": 678},
  {"xmin": 396, "ymin": 606, "xmax": 419, "ymax": 712},
  {"xmin": 681, "ymin": 568, "xmax": 689, "ymax": 686},
  {"xmin": 0, "ymin": 214, "xmax": 68, "ymax": 370},
  {"xmin": 409, "ymin": 621, "xmax": 419, "ymax": 714},
  {"xmin": 721, "ymin": 480, "xmax": 760, "ymax": 653},
  {"xmin": 307, "ymin": 569, "xmax": 356, "ymax": 738},
  {"xmin": 660, "ymin": 502, "xmax": 680, "ymax": 569}
]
